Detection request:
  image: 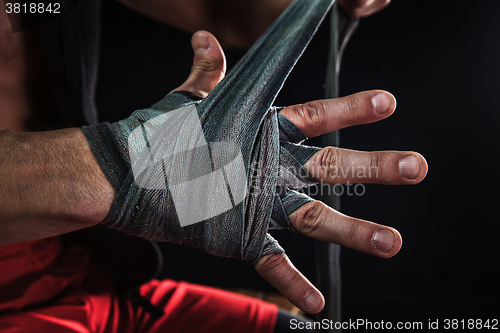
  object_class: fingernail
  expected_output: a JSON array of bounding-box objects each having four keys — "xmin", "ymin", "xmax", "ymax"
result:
[
  {"xmin": 304, "ymin": 292, "xmax": 322, "ymax": 312},
  {"xmin": 193, "ymin": 33, "xmax": 209, "ymax": 54},
  {"xmin": 372, "ymin": 229, "xmax": 395, "ymax": 253},
  {"xmin": 399, "ymin": 155, "xmax": 420, "ymax": 180},
  {"xmin": 371, "ymin": 92, "xmax": 392, "ymax": 114}
]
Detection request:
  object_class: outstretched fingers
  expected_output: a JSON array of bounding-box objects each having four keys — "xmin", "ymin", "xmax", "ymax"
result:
[{"xmin": 279, "ymin": 90, "xmax": 428, "ymax": 185}]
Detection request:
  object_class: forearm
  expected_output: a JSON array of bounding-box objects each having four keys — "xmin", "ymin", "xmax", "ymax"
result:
[
  {"xmin": 119, "ymin": 0, "xmax": 293, "ymax": 48},
  {"xmin": 0, "ymin": 128, "xmax": 115, "ymax": 245}
]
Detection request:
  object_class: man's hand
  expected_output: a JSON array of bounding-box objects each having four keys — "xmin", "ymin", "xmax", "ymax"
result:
[{"xmin": 172, "ymin": 31, "xmax": 427, "ymax": 314}]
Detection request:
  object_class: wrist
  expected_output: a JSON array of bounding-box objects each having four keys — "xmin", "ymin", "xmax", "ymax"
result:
[{"xmin": 0, "ymin": 128, "xmax": 116, "ymax": 245}]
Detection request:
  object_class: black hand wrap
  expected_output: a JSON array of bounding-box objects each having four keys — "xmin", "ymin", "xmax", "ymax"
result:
[{"xmin": 83, "ymin": 0, "xmax": 335, "ymax": 263}]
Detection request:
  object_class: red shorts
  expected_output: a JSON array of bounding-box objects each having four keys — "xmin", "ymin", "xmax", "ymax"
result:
[{"xmin": 0, "ymin": 239, "xmax": 277, "ymax": 333}]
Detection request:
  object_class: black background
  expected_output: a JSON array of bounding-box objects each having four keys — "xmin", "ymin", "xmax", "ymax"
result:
[{"xmin": 96, "ymin": 0, "xmax": 500, "ymax": 324}]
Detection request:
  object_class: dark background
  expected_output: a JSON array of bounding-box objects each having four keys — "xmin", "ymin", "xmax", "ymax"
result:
[{"xmin": 96, "ymin": 0, "xmax": 499, "ymax": 325}]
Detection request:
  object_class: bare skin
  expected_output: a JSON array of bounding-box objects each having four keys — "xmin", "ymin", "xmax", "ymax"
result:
[{"xmin": 0, "ymin": 0, "xmax": 421, "ymax": 314}]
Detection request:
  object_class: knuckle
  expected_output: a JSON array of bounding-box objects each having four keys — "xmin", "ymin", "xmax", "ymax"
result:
[
  {"xmin": 255, "ymin": 253, "xmax": 300, "ymax": 293},
  {"xmin": 368, "ymin": 153, "xmax": 383, "ymax": 178},
  {"xmin": 297, "ymin": 101, "xmax": 326, "ymax": 134},
  {"xmin": 280, "ymin": 269, "xmax": 301, "ymax": 293},
  {"xmin": 346, "ymin": 219, "xmax": 360, "ymax": 244},
  {"xmin": 295, "ymin": 201, "xmax": 325, "ymax": 235},
  {"xmin": 193, "ymin": 57, "xmax": 220, "ymax": 73},
  {"xmin": 256, "ymin": 252, "xmax": 287, "ymax": 273},
  {"xmin": 313, "ymin": 147, "xmax": 341, "ymax": 180},
  {"xmin": 343, "ymin": 95, "xmax": 359, "ymax": 120}
]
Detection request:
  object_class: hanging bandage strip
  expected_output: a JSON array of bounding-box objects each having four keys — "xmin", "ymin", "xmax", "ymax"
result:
[{"xmin": 83, "ymin": 0, "xmax": 335, "ymax": 263}]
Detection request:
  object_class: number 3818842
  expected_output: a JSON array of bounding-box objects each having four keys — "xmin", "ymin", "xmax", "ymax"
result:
[{"xmin": 5, "ymin": 3, "xmax": 61, "ymax": 14}]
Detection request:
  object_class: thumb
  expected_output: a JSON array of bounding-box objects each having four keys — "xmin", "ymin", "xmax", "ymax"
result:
[{"xmin": 171, "ymin": 30, "xmax": 226, "ymax": 98}]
